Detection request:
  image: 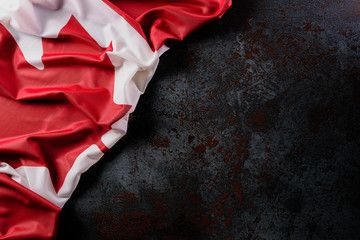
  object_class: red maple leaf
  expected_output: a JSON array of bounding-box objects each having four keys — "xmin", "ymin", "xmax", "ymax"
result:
[{"xmin": 0, "ymin": 16, "xmax": 131, "ymax": 192}]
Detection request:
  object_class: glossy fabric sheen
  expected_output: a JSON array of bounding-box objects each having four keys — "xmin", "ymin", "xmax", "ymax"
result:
[
  {"xmin": 0, "ymin": 0, "xmax": 231, "ymax": 239},
  {"xmin": 0, "ymin": 174, "xmax": 60, "ymax": 240},
  {"xmin": 106, "ymin": 0, "xmax": 231, "ymax": 50},
  {"xmin": 0, "ymin": 16, "xmax": 131, "ymax": 192}
]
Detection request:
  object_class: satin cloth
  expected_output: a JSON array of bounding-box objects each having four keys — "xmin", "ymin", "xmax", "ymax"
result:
[{"xmin": 0, "ymin": 0, "xmax": 231, "ymax": 239}]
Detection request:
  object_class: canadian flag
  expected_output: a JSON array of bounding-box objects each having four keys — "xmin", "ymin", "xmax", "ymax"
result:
[{"xmin": 0, "ymin": 0, "xmax": 230, "ymax": 239}]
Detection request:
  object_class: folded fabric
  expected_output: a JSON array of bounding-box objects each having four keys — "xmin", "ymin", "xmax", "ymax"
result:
[{"xmin": 0, "ymin": 0, "xmax": 231, "ymax": 239}]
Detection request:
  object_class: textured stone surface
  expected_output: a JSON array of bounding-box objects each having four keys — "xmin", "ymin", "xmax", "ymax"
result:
[{"xmin": 58, "ymin": 0, "xmax": 360, "ymax": 239}]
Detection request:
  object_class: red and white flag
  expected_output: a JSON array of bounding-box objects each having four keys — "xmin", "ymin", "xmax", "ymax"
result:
[{"xmin": 0, "ymin": 0, "xmax": 230, "ymax": 239}]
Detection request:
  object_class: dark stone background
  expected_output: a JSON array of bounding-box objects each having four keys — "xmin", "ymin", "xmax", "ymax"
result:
[{"xmin": 57, "ymin": 0, "xmax": 360, "ymax": 239}]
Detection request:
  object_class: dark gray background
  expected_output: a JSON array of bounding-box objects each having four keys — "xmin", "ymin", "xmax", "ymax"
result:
[{"xmin": 58, "ymin": 0, "xmax": 360, "ymax": 239}]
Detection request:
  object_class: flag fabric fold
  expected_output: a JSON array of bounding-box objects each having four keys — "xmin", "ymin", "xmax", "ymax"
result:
[{"xmin": 0, "ymin": 0, "xmax": 231, "ymax": 238}]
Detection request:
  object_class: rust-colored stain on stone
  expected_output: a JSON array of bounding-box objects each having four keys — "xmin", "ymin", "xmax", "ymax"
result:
[
  {"xmin": 193, "ymin": 136, "xmax": 219, "ymax": 154},
  {"xmin": 151, "ymin": 136, "xmax": 170, "ymax": 148},
  {"xmin": 250, "ymin": 109, "xmax": 267, "ymax": 127}
]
